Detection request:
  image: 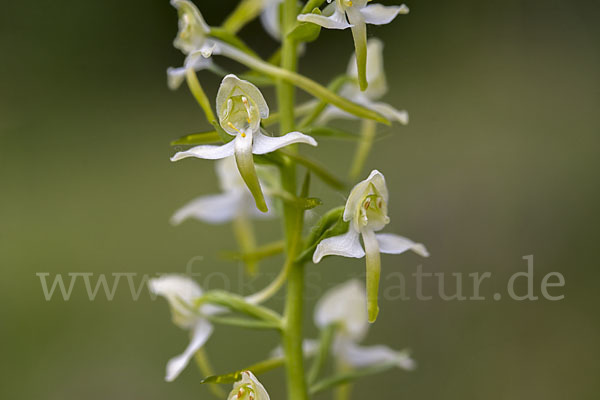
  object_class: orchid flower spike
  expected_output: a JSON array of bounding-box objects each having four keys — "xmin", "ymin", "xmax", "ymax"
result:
[
  {"xmin": 167, "ymin": 0, "xmax": 218, "ymax": 89},
  {"xmin": 313, "ymin": 171, "xmax": 429, "ymax": 322},
  {"xmin": 319, "ymin": 38, "xmax": 409, "ymax": 125},
  {"xmin": 171, "ymin": 74, "xmax": 317, "ymax": 213},
  {"xmin": 228, "ymin": 371, "xmax": 270, "ymax": 400},
  {"xmin": 170, "ymin": 157, "xmax": 275, "ymax": 225},
  {"xmin": 315, "ymin": 279, "xmax": 416, "ymax": 370},
  {"xmin": 297, "ymin": 1, "xmax": 409, "ymax": 91},
  {"xmin": 149, "ymin": 275, "xmax": 222, "ymax": 382}
]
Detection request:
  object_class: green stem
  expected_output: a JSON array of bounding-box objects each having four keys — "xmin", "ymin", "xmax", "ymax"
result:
[
  {"xmin": 279, "ymin": 1, "xmax": 309, "ymax": 400},
  {"xmin": 232, "ymin": 216, "xmax": 258, "ymax": 276},
  {"xmin": 349, "ymin": 118, "xmax": 377, "ymax": 180},
  {"xmin": 185, "ymin": 68, "xmax": 216, "ymax": 123}
]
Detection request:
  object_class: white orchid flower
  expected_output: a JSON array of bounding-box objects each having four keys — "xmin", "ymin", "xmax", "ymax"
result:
[
  {"xmin": 319, "ymin": 38, "xmax": 409, "ymax": 125},
  {"xmin": 149, "ymin": 275, "xmax": 222, "ymax": 382},
  {"xmin": 171, "ymin": 74, "xmax": 317, "ymax": 212},
  {"xmin": 167, "ymin": 0, "xmax": 218, "ymax": 90},
  {"xmin": 170, "ymin": 157, "xmax": 274, "ymax": 225},
  {"xmin": 297, "ymin": 1, "xmax": 409, "ymax": 90},
  {"xmin": 313, "ymin": 171, "xmax": 429, "ymax": 322},
  {"xmin": 228, "ymin": 371, "xmax": 270, "ymax": 400},
  {"xmin": 315, "ymin": 280, "xmax": 416, "ymax": 370}
]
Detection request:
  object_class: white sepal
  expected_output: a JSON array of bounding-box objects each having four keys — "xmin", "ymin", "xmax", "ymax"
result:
[
  {"xmin": 170, "ymin": 140, "xmax": 236, "ymax": 161},
  {"xmin": 252, "ymin": 131, "xmax": 318, "ymax": 155},
  {"xmin": 376, "ymin": 233, "xmax": 430, "ymax": 257},
  {"xmin": 360, "ymin": 4, "xmax": 408, "ymax": 25},
  {"xmin": 336, "ymin": 339, "xmax": 416, "ymax": 370},
  {"xmin": 297, "ymin": 8, "xmax": 352, "ymax": 30},
  {"xmin": 312, "ymin": 227, "xmax": 365, "ymax": 263},
  {"xmin": 165, "ymin": 319, "xmax": 214, "ymax": 382}
]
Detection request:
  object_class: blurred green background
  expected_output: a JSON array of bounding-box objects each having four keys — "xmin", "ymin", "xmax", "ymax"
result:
[{"xmin": 1, "ymin": 0, "xmax": 599, "ymax": 399}]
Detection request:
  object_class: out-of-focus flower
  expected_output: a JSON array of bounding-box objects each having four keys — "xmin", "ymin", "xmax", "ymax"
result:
[
  {"xmin": 167, "ymin": 0, "xmax": 218, "ymax": 89},
  {"xmin": 149, "ymin": 275, "xmax": 222, "ymax": 382},
  {"xmin": 170, "ymin": 157, "xmax": 275, "ymax": 225},
  {"xmin": 260, "ymin": 0, "xmax": 283, "ymax": 40},
  {"xmin": 313, "ymin": 170, "xmax": 429, "ymax": 322},
  {"xmin": 319, "ymin": 38, "xmax": 408, "ymax": 125},
  {"xmin": 228, "ymin": 371, "xmax": 270, "ymax": 400},
  {"xmin": 297, "ymin": 1, "xmax": 409, "ymax": 90},
  {"xmin": 171, "ymin": 74, "xmax": 317, "ymax": 212},
  {"xmin": 315, "ymin": 279, "xmax": 416, "ymax": 370}
]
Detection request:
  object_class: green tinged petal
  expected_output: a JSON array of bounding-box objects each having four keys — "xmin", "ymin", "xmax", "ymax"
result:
[
  {"xmin": 362, "ymin": 229, "xmax": 381, "ymax": 323},
  {"xmin": 347, "ymin": 8, "xmax": 368, "ymax": 91},
  {"xmin": 234, "ymin": 132, "xmax": 268, "ymax": 212}
]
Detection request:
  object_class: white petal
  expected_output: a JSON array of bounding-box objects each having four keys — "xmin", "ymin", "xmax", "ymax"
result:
[
  {"xmin": 167, "ymin": 66, "xmax": 187, "ymax": 90},
  {"xmin": 165, "ymin": 319, "xmax": 214, "ymax": 382},
  {"xmin": 170, "ymin": 192, "xmax": 244, "ymax": 225},
  {"xmin": 343, "ymin": 170, "xmax": 388, "ymax": 224},
  {"xmin": 314, "ymin": 280, "xmax": 369, "ymax": 342},
  {"xmin": 171, "ymin": 140, "xmax": 235, "ymax": 161},
  {"xmin": 360, "ymin": 4, "xmax": 408, "ymax": 26},
  {"xmin": 252, "ymin": 131, "xmax": 317, "ymax": 155},
  {"xmin": 376, "ymin": 233, "xmax": 430, "ymax": 257},
  {"xmin": 337, "ymin": 341, "xmax": 416, "ymax": 371},
  {"xmin": 297, "ymin": 9, "xmax": 352, "ymax": 30},
  {"xmin": 369, "ymin": 102, "xmax": 409, "ymax": 125},
  {"xmin": 312, "ymin": 228, "xmax": 365, "ymax": 263},
  {"xmin": 149, "ymin": 275, "xmax": 203, "ymax": 328},
  {"xmin": 217, "ymin": 74, "xmax": 269, "ymax": 120}
]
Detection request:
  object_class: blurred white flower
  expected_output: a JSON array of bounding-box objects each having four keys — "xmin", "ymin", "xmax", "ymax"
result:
[
  {"xmin": 319, "ymin": 39, "xmax": 409, "ymax": 125},
  {"xmin": 297, "ymin": 1, "xmax": 409, "ymax": 90},
  {"xmin": 170, "ymin": 157, "xmax": 275, "ymax": 225},
  {"xmin": 315, "ymin": 279, "xmax": 416, "ymax": 370},
  {"xmin": 149, "ymin": 275, "xmax": 221, "ymax": 382},
  {"xmin": 167, "ymin": 0, "xmax": 218, "ymax": 89},
  {"xmin": 171, "ymin": 74, "xmax": 317, "ymax": 212},
  {"xmin": 228, "ymin": 371, "xmax": 270, "ymax": 400},
  {"xmin": 313, "ymin": 170, "xmax": 429, "ymax": 322},
  {"xmin": 260, "ymin": 0, "xmax": 283, "ymax": 40}
]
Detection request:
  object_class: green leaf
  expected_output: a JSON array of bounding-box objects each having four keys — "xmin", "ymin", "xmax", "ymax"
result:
[
  {"xmin": 301, "ymin": 0, "xmax": 327, "ymax": 14},
  {"xmin": 310, "ymin": 363, "xmax": 398, "ymax": 395},
  {"xmin": 200, "ymin": 357, "xmax": 286, "ymax": 385},
  {"xmin": 288, "ymin": 9, "xmax": 322, "ymax": 43},
  {"xmin": 195, "ymin": 290, "xmax": 282, "ymax": 325},
  {"xmin": 269, "ymin": 189, "xmax": 322, "ymax": 210},
  {"xmin": 298, "ymin": 75, "xmax": 354, "ymax": 129},
  {"xmin": 297, "ymin": 206, "xmax": 347, "ymax": 264},
  {"xmin": 308, "ymin": 324, "xmax": 336, "ymax": 384},
  {"xmin": 222, "ymin": 240, "xmax": 286, "ymax": 263},
  {"xmin": 202, "ymin": 315, "xmax": 281, "ymax": 330},
  {"xmin": 210, "ymin": 27, "xmax": 258, "ymax": 57},
  {"xmin": 170, "ymin": 131, "xmax": 221, "ymax": 146}
]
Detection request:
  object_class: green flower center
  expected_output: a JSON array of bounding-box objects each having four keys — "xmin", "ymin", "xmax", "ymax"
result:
[
  {"xmin": 358, "ymin": 184, "xmax": 389, "ymax": 230},
  {"xmin": 220, "ymin": 94, "xmax": 260, "ymax": 136}
]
